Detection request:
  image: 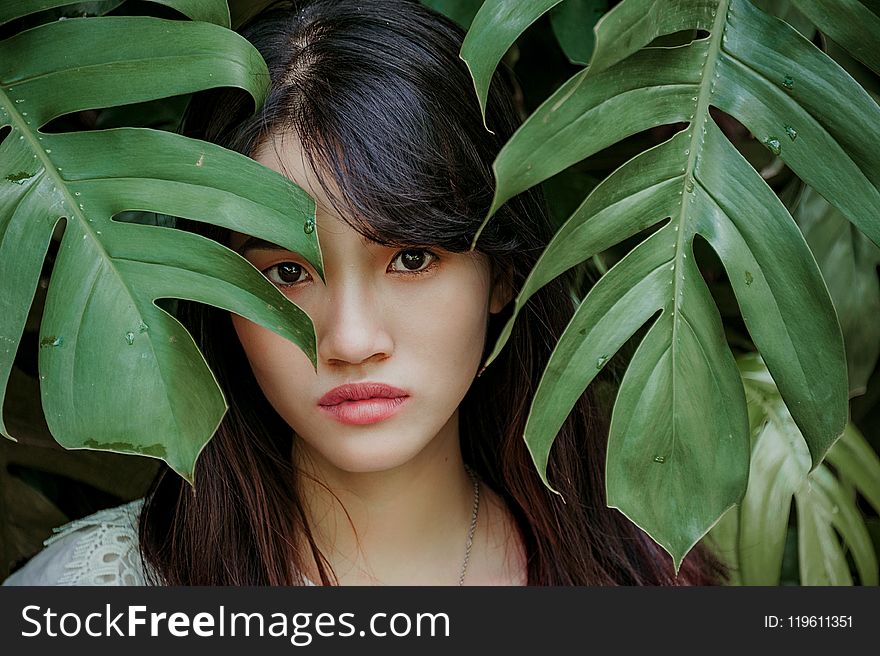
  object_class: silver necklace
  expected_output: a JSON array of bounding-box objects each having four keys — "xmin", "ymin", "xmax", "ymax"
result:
[{"xmin": 459, "ymin": 465, "xmax": 480, "ymax": 586}]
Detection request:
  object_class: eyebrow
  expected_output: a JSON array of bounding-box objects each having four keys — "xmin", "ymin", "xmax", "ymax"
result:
[{"xmin": 235, "ymin": 236, "xmax": 291, "ymax": 255}]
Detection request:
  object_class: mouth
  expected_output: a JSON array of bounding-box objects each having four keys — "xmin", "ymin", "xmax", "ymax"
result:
[
  {"xmin": 319, "ymin": 397, "xmax": 409, "ymax": 425},
  {"xmin": 318, "ymin": 382, "xmax": 410, "ymax": 426}
]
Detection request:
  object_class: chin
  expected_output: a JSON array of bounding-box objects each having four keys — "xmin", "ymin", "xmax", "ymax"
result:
[{"xmin": 302, "ymin": 433, "xmax": 433, "ymax": 475}]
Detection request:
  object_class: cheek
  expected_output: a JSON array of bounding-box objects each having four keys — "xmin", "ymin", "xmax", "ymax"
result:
[
  {"xmin": 230, "ymin": 314, "xmax": 314, "ymax": 400},
  {"xmin": 231, "ymin": 315, "xmax": 277, "ymax": 366},
  {"xmin": 402, "ymin": 272, "xmax": 491, "ymax": 378}
]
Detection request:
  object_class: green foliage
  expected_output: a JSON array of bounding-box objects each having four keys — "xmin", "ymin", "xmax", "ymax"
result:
[
  {"xmin": 549, "ymin": 0, "xmax": 608, "ymax": 65},
  {"xmin": 789, "ymin": 0, "xmax": 880, "ymax": 74},
  {"xmin": 707, "ymin": 354, "xmax": 880, "ymax": 585},
  {"xmin": 794, "ymin": 186, "xmax": 880, "ymax": 396},
  {"xmin": 0, "ymin": 0, "xmax": 321, "ymax": 482},
  {"xmin": 421, "ymin": 0, "xmax": 484, "ymax": 28},
  {"xmin": 461, "ymin": 0, "xmax": 563, "ymax": 127},
  {"xmin": 463, "ymin": 0, "xmax": 880, "ymax": 570},
  {"xmin": 1, "ymin": 0, "xmax": 877, "ymax": 586},
  {"xmin": 0, "ymin": 0, "xmax": 229, "ymax": 25}
]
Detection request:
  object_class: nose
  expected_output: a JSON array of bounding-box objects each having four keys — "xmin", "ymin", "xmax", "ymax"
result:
[{"xmin": 317, "ymin": 280, "xmax": 393, "ymax": 367}]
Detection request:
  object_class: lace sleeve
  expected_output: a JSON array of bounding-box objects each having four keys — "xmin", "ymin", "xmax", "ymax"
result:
[{"xmin": 3, "ymin": 499, "xmax": 149, "ymax": 586}]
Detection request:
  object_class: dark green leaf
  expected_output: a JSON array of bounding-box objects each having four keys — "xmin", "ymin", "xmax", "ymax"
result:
[
  {"xmin": 461, "ymin": 0, "xmax": 563, "ymax": 124},
  {"xmin": 421, "ymin": 0, "xmax": 484, "ymax": 29},
  {"xmin": 549, "ymin": 0, "xmax": 607, "ymax": 65},
  {"xmin": 464, "ymin": 0, "xmax": 879, "ymax": 567},
  {"xmin": 0, "ymin": 0, "xmax": 230, "ymax": 27},
  {"xmin": 1, "ymin": 12, "xmax": 321, "ymax": 481}
]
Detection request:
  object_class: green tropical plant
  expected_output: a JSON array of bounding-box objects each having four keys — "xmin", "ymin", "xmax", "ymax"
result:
[
  {"xmin": 460, "ymin": 0, "xmax": 880, "ymax": 570},
  {"xmin": 2, "ymin": 0, "xmax": 877, "ymax": 585},
  {"xmin": 0, "ymin": 0, "xmax": 322, "ymax": 482},
  {"xmin": 793, "ymin": 185, "xmax": 880, "ymax": 397},
  {"xmin": 708, "ymin": 354, "xmax": 880, "ymax": 585}
]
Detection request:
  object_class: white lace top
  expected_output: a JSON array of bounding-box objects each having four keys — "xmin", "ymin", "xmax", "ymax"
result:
[
  {"xmin": 2, "ymin": 499, "xmax": 317, "ymax": 586},
  {"xmin": 3, "ymin": 499, "xmax": 149, "ymax": 586}
]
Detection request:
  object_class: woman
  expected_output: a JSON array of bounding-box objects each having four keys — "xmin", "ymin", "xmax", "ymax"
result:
[{"xmin": 4, "ymin": 0, "xmax": 727, "ymax": 586}]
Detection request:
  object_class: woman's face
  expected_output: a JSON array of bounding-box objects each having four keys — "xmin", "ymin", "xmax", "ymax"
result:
[{"xmin": 229, "ymin": 135, "xmax": 509, "ymax": 475}]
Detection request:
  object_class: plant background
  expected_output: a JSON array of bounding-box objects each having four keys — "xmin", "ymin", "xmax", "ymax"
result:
[{"xmin": 1, "ymin": 0, "xmax": 877, "ymax": 585}]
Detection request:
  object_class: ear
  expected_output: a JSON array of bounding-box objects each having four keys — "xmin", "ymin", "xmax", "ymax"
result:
[{"xmin": 488, "ymin": 264, "xmax": 514, "ymax": 314}]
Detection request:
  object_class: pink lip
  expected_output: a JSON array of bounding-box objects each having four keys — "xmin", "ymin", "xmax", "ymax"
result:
[{"xmin": 318, "ymin": 383, "xmax": 410, "ymax": 426}]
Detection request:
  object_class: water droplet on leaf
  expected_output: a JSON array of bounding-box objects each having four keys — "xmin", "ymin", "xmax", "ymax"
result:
[
  {"xmin": 762, "ymin": 137, "xmax": 781, "ymax": 156},
  {"xmin": 138, "ymin": 322, "xmax": 149, "ymax": 333},
  {"xmin": 653, "ymin": 455, "xmax": 666, "ymax": 464},
  {"xmin": 782, "ymin": 74, "xmax": 794, "ymax": 90},
  {"xmin": 40, "ymin": 335, "xmax": 63, "ymax": 348},
  {"xmin": 685, "ymin": 178, "xmax": 695, "ymax": 193},
  {"xmin": 784, "ymin": 125, "xmax": 797, "ymax": 141},
  {"xmin": 595, "ymin": 355, "xmax": 608, "ymax": 369},
  {"xmin": 125, "ymin": 332, "xmax": 135, "ymax": 345},
  {"xmin": 303, "ymin": 219, "xmax": 315, "ymax": 234},
  {"xmin": 745, "ymin": 271, "xmax": 753, "ymax": 286}
]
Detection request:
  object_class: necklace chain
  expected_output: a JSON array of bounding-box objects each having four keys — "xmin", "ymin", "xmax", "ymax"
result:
[{"xmin": 459, "ymin": 465, "xmax": 480, "ymax": 586}]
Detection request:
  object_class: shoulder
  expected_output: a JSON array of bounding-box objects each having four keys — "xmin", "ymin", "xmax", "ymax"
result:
[{"xmin": 2, "ymin": 499, "xmax": 149, "ymax": 586}]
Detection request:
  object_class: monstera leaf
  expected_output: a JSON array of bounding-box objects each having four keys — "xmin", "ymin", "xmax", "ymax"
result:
[
  {"xmin": 707, "ymin": 354, "xmax": 880, "ymax": 585},
  {"xmin": 462, "ymin": 0, "xmax": 880, "ymax": 568},
  {"xmin": 548, "ymin": 0, "xmax": 608, "ymax": 66},
  {"xmin": 0, "ymin": 1, "xmax": 322, "ymax": 482},
  {"xmin": 794, "ymin": 186, "xmax": 880, "ymax": 397}
]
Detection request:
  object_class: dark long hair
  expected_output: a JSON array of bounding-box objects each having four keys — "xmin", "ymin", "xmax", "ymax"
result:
[{"xmin": 139, "ymin": 0, "xmax": 728, "ymax": 585}]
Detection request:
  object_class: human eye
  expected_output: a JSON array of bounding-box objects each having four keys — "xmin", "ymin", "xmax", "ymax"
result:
[
  {"xmin": 262, "ymin": 261, "xmax": 311, "ymax": 288},
  {"xmin": 388, "ymin": 249, "xmax": 439, "ymax": 275}
]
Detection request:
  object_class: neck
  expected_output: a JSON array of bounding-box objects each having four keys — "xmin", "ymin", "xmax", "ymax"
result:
[{"xmin": 293, "ymin": 412, "xmax": 477, "ymax": 585}]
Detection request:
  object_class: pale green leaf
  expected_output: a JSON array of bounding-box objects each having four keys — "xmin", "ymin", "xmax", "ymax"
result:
[
  {"xmin": 794, "ymin": 186, "xmax": 880, "ymax": 396},
  {"xmin": 790, "ymin": 0, "xmax": 880, "ymax": 74}
]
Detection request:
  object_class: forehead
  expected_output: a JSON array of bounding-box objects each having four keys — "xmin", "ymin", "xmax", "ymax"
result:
[
  {"xmin": 231, "ymin": 132, "xmax": 486, "ymax": 266},
  {"xmin": 226, "ymin": 132, "xmax": 342, "ymax": 252},
  {"xmin": 252, "ymin": 132, "xmax": 320, "ymax": 198}
]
